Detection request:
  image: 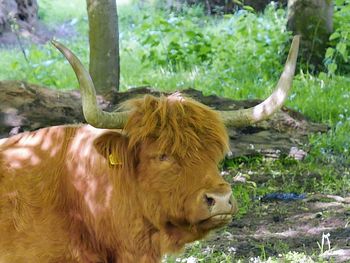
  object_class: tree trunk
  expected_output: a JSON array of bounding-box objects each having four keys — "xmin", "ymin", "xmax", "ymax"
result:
[
  {"xmin": 287, "ymin": 0, "xmax": 333, "ymax": 70},
  {"xmin": 0, "ymin": 0, "xmax": 38, "ymax": 34},
  {"xmin": 86, "ymin": 0, "xmax": 120, "ymax": 93}
]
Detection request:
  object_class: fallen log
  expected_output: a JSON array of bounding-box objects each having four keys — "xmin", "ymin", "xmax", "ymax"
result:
[{"xmin": 0, "ymin": 80, "xmax": 328, "ymax": 159}]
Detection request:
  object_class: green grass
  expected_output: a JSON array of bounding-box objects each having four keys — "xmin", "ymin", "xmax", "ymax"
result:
[
  {"xmin": 0, "ymin": 1, "xmax": 349, "ymax": 262},
  {"xmin": 38, "ymin": 0, "xmax": 87, "ymax": 24},
  {"xmin": 0, "ymin": 40, "xmax": 88, "ymax": 89}
]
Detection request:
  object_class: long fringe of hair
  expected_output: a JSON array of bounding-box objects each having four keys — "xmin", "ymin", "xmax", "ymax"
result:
[{"xmin": 121, "ymin": 94, "xmax": 229, "ymax": 165}]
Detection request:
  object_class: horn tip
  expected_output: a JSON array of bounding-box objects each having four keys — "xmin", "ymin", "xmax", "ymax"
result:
[
  {"xmin": 51, "ymin": 39, "xmax": 64, "ymax": 51},
  {"xmin": 292, "ymin": 35, "xmax": 301, "ymax": 45}
]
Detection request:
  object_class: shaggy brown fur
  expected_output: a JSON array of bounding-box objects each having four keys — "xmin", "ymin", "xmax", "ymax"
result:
[{"xmin": 0, "ymin": 94, "xmax": 235, "ymax": 262}]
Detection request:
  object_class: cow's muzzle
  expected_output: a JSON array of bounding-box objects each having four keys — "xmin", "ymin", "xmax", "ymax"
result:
[
  {"xmin": 204, "ymin": 191, "xmax": 238, "ymax": 217},
  {"xmin": 189, "ymin": 189, "xmax": 237, "ymax": 230}
]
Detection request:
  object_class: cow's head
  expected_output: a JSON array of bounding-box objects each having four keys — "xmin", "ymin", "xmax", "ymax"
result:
[
  {"xmin": 124, "ymin": 94, "xmax": 236, "ymax": 234},
  {"xmin": 92, "ymin": 93, "xmax": 237, "ymax": 243},
  {"xmin": 52, "ymin": 36, "xmax": 299, "ymax": 246}
]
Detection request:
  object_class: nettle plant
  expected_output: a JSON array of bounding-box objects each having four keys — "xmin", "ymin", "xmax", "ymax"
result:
[
  {"xmin": 325, "ymin": 0, "xmax": 350, "ymax": 75},
  {"xmin": 135, "ymin": 13, "xmax": 213, "ymax": 71}
]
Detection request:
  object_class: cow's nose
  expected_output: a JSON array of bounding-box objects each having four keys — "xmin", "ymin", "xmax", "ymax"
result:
[{"xmin": 204, "ymin": 192, "xmax": 237, "ymax": 215}]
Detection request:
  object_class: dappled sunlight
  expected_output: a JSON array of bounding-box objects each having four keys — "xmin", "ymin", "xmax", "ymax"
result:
[
  {"xmin": 3, "ymin": 148, "xmax": 41, "ymax": 168},
  {"xmin": 84, "ymin": 179, "xmax": 113, "ymax": 217},
  {"xmin": 312, "ymin": 201, "xmax": 346, "ymax": 210},
  {"xmin": 251, "ymin": 201, "xmax": 350, "ymax": 240},
  {"xmin": 68, "ymin": 158, "xmax": 114, "ymax": 218},
  {"xmin": 0, "ymin": 126, "xmax": 69, "ymax": 170},
  {"xmin": 69, "ymin": 125, "xmax": 104, "ymax": 158},
  {"xmin": 322, "ymin": 249, "xmax": 350, "ymax": 262},
  {"xmin": 222, "ymin": 193, "xmax": 350, "ymax": 261},
  {"xmin": 70, "ymin": 132, "xmax": 92, "ymax": 158},
  {"xmin": 1, "ymin": 125, "xmax": 116, "ymax": 229},
  {"xmin": 66, "ymin": 125, "xmax": 115, "ymax": 217},
  {"xmin": 253, "ymin": 225, "xmax": 335, "ymax": 239}
]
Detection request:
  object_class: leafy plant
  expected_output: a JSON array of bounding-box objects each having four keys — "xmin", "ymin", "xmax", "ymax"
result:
[
  {"xmin": 324, "ymin": 0, "xmax": 350, "ymax": 75},
  {"xmin": 135, "ymin": 12, "xmax": 213, "ymax": 71},
  {"xmin": 199, "ymin": 4, "xmax": 291, "ymax": 98}
]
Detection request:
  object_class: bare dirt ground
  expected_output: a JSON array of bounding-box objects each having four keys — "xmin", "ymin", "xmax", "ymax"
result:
[{"xmin": 207, "ymin": 193, "xmax": 350, "ymax": 262}]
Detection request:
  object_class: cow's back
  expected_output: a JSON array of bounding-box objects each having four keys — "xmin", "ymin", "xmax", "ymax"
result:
[{"xmin": 0, "ymin": 125, "xmax": 78, "ymax": 191}]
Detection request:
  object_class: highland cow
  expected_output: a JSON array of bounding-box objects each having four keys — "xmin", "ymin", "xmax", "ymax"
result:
[{"xmin": 0, "ymin": 36, "xmax": 299, "ymax": 262}]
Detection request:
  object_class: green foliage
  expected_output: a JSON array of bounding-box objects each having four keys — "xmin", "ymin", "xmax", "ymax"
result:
[
  {"xmin": 228, "ymin": 156, "xmax": 348, "ymax": 195},
  {"xmin": 134, "ymin": 12, "xmax": 213, "ymax": 70},
  {"xmin": 199, "ymin": 5, "xmax": 291, "ymax": 98},
  {"xmin": 0, "ymin": 40, "xmax": 88, "ymax": 89},
  {"xmin": 232, "ymin": 181, "xmax": 257, "ymax": 217},
  {"xmin": 288, "ymin": 74, "xmax": 350, "ymax": 164},
  {"xmin": 37, "ymin": 0, "xmax": 87, "ymax": 24},
  {"xmin": 121, "ymin": 3, "xmax": 290, "ymax": 99},
  {"xmin": 325, "ymin": 0, "xmax": 350, "ymax": 75},
  {"xmin": 308, "ymin": 121, "xmax": 350, "ymax": 166}
]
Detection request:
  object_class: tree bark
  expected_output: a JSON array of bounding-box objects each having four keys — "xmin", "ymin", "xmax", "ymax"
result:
[
  {"xmin": 287, "ymin": 0, "xmax": 333, "ymax": 70},
  {"xmin": 86, "ymin": 0, "xmax": 120, "ymax": 93},
  {"xmin": 0, "ymin": 81, "xmax": 328, "ymax": 159}
]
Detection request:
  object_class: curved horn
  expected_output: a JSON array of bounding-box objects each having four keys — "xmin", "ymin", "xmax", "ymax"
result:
[
  {"xmin": 220, "ymin": 35, "xmax": 300, "ymax": 127},
  {"xmin": 51, "ymin": 40, "xmax": 128, "ymax": 129}
]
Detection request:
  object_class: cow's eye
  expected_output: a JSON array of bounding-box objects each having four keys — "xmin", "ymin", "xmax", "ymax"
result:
[{"xmin": 159, "ymin": 154, "xmax": 168, "ymax": 161}]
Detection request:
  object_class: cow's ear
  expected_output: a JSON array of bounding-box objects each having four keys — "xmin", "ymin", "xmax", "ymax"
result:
[{"xmin": 93, "ymin": 131, "xmax": 136, "ymax": 169}]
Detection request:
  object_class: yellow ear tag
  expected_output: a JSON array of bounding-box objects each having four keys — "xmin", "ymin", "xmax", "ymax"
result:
[{"xmin": 109, "ymin": 154, "xmax": 121, "ymax": 165}]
